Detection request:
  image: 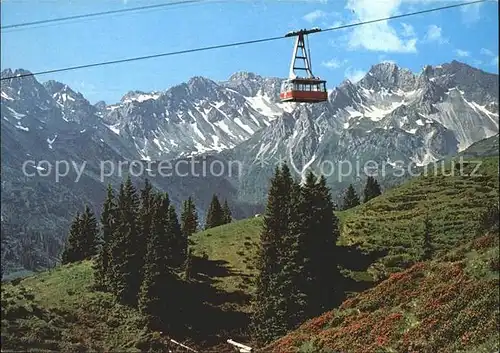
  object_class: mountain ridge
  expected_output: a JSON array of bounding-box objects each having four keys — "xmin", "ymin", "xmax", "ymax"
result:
[{"xmin": 1, "ymin": 59, "xmax": 498, "ymax": 275}]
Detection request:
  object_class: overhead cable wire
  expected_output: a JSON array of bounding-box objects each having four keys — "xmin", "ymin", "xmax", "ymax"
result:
[
  {"xmin": 0, "ymin": 0, "xmax": 206, "ymax": 30},
  {"xmin": 1, "ymin": 0, "xmax": 321, "ymax": 31},
  {"xmin": 0, "ymin": 0, "xmax": 491, "ymax": 81}
]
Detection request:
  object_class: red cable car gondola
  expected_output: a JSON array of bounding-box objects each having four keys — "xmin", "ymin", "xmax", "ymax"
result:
[{"xmin": 280, "ymin": 27, "xmax": 328, "ymax": 103}]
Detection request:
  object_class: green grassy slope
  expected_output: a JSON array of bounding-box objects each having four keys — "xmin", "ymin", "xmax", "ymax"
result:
[
  {"xmin": 267, "ymin": 228, "xmax": 499, "ymax": 353},
  {"xmin": 458, "ymin": 134, "xmax": 499, "ymax": 158},
  {"xmin": 1, "ymin": 261, "xmax": 167, "ymax": 352},
  {"xmin": 337, "ymin": 156, "xmax": 499, "ymax": 279},
  {"xmin": 190, "ymin": 156, "xmax": 499, "ymax": 287},
  {"xmin": 2, "ymin": 155, "xmax": 497, "ymax": 352},
  {"xmin": 191, "ymin": 216, "xmax": 263, "ymax": 299}
]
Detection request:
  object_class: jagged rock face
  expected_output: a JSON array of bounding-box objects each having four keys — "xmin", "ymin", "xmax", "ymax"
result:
[{"xmin": 1, "ymin": 60, "xmax": 498, "ymax": 276}]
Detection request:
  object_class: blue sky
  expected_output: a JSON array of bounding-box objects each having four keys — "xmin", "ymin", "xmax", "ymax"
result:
[{"xmin": 1, "ymin": 0, "xmax": 498, "ymax": 104}]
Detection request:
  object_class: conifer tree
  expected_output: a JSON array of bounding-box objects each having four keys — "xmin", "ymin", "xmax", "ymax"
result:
[
  {"xmin": 181, "ymin": 197, "xmax": 198, "ymax": 245},
  {"xmin": 280, "ymin": 175, "xmax": 307, "ymax": 329},
  {"xmin": 251, "ymin": 164, "xmax": 298, "ymax": 343},
  {"xmin": 79, "ymin": 205, "xmax": 99, "ymax": 259},
  {"xmin": 363, "ymin": 176, "xmax": 382, "ymax": 203},
  {"xmin": 61, "ymin": 212, "xmax": 83, "ymax": 264},
  {"xmin": 94, "ymin": 184, "xmax": 116, "ymax": 290},
  {"xmin": 422, "ymin": 214, "xmax": 434, "ymax": 260},
  {"xmin": 166, "ymin": 204, "xmax": 186, "ymax": 268},
  {"xmin": 204, "ymin": 194, "xmax": 224, "ymax": 229},
  {"xmin": 138, "ymin": 178, "xmax": 154, "ymax": 282},
  {"xmin": 300, "ymin": 173, "xmax": 340, "ymax": 316},
  {"xmin": 222, "ymin": 199, "xmax": 232, "ymax": 224},
  {"xmin": 184, "ymin": 248, "xmax": 194, "ymax": 280},
  {"xmin": 138, "ymin": 194, "xmax": 180, "ymax": 331},
  {"xmin": 108, "ymin": 176, "xmax": 142, "ymax": 306},
  {"xmin": 342, "ymin": 184, "xmax": 360, "ymax": 210}
]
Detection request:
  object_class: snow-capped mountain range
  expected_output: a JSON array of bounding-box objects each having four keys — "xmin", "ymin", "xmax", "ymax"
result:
[{"xmin": 1, "ymin": 60, "xmax": 498, "ymax": 275}]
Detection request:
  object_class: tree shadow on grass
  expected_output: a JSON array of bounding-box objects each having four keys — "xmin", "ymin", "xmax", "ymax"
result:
[
  {"xmin": 334, "ymin": 245, "xmax": 389, "ymax": 305},
  {"xmin": 175, "ymin": 254, "xmax": 252, "ymax": 346}
]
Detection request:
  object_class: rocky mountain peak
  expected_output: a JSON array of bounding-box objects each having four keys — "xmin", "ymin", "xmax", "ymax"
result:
[
  {"xmin": 360, "ymin": 62, "xmax": 416, "ymax": 92},
  {"xmin": 228, "ymin": 71, "xmax": 262, "ymax": 82}
]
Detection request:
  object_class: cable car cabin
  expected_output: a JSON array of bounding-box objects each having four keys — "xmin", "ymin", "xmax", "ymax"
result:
[{"xmin": 280, "ymin": 78, "xmax": 327, "ymax": 103}]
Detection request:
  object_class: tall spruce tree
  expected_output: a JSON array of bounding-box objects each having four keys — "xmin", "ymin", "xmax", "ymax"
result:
[
  {"xmin": 181, "ymin": 197, "xmax": 198, "ymax": 245},
  {"xmin": 222, "ymin": 199, "xmax": 232, "ymax": 224},
  {"xmin": 342, "ymin": 184, "xmax": 360, "ymax": 210},
  {"xmin": 61, "ymin": 206, "xmax": 98, "ymax": 264},
  {"xmin": 138, "ymin": 179, "xmax": 154, "ymax": 282},
  {"xmin": 61, "ymin": 212, "xmax": 83, "ymax": 264},
  {"xmin": 422, "ymin": 214, "xmax": 434, "ymax": 260},
  {"xmin": 280, "ymin": 174, "xmax": 307, "ymax": 329},
  {"xmin": 204, "ymin": 194, "xmax": 224, "ymax": 229},
  {"xmin": 79, "ymin": 205, "xmax": 99, "ymax": 259},
  {"xmin": 363, "ymin": 176, "xmax": 382, "ymax": 203},
  {"xmin": 138, "ymin": 194, "xmax": 180, "ymax": 331},
  {"xmin": 166, "ymin": 204, "xmax": 186, "ymax": 268},
  {"xmin": 251, "ymin": 164, "xmax": 298, "ymax": 343},
  {"xmin": 108, "ymin": 176, "xmax": 142, "ymax": 306},
  {"xmin": 302, "ymin": 173, "xmax": 340, "ymax": 316},
  {"xmin": 94, "ymin": 184, "xmax": 116, "ymax": 290}
]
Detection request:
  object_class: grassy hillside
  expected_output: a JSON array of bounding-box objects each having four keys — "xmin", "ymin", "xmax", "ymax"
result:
[
  {"xmin": 458, "ymin": 133, "xmax": 499, "ymax": 158},
  {"xmin": 2, "ymin": 155, "xmax": 497, "ymax": 352},
  {"xmin": 190, "ymin": 156, "xmax": 499, "ymax": 288},
  {"xmin": 191, "ymin": 216, "xmax": 263, "ymax": 299},
  {"xmin": 337, "ymin": 156, "xmax": 499, "ymax": 279},
  {"xmin": 1, "ymin": 261, "xmax": 168, "ymax": 352},
  {"xmin": 1, "ymin": 258, "xmax": 253, "ymax": 352},
  {"xmin": 266, "ymin": 227, "xmax": 499, "ymax": 353}
]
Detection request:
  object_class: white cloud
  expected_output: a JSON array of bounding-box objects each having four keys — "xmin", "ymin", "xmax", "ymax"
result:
[
  {"xmin": 492, "ymin": 56, "xmax": 499, "ymax": 66},
  {"xmin": 455, "ymin": 49, "xmax": 470, "ymax": 57},
  {"xmin": 344, "ymin": 0, "xmax": 418, "ymax": 53},
  {"xmin": 303, "ymin": 10, "xmax": 327, "ymax": 22},
  {"xmin": 401, "ymin": 23, "xmax": 415, "ymax": 37},
  {"xmin": 345, "ymin": 67, "xmax": 366, "ymax": 83},
  {"xmin": 321, "ymin": 58, "xmax": 348, "ymax": 69},
  {"xmin": 480, "ymin": 48, "xmax": 494, "ymax": 56},
  {"xmin": 424, "ymin": 25, "xmax": 448, "ymax": 44},
  {"xmin": 460, "ymin": 2, "xmax": 481, "ymax": 24}
]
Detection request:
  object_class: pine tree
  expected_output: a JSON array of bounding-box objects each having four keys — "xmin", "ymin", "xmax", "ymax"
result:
[
  {"xmin": 138, "ymin": 194, "xmax": 180, "ymax": 331},
  {"xmin": 251, "ymin": 164, "xmax": 298, "ymax": 343},
  {"xmin": 181, "ymin": 197, "xmax": 198, "ymax": 245},
  {"xmin": 61, "ymin": 212, "xmax": 83, "ymax": 264},
  {"xmin": 301, "ymin": 173, "xmax": 340, "ymax": 316},
  {"xmin": 166, "ymin": 204, "xmax": 185, "ymax": 268},
  {"xmin": 93, "ymin": 184, "xmax": 116, "ymax": 290},
  {"xmin": 108, "ymin": 176, "xmax": 142, "ymax": 306},
  {"xmin": 222, "ymin": 199, "xmax": 232, "ymax": 224},
  {"xmin": 184, "ymin": 248, "xmax": 194, "ymax": 280},
  {"xmin": 422, "ymin": 215, "xmax": 433, "ymax": 260},
  {"xmin": 79, "ymin": 205, "xmax": 99, "ymax": 259},
  {"xmin": 342, "ymin": 184, "xmax": 360, "ymax": 210},
  {"xmin": 280, "ymin": 174, "xmax": 307, "ymax": 329},
  {"xmin": 204, "ymin": 194, "xmax": 224, "ymax": 229},
  {"xmin": 138, "ymin": 178, "xmax": 154, "ymax": 284},
  {"xmin": 363, "ymin": 176, "xmax": 382, "ymax": 203}
]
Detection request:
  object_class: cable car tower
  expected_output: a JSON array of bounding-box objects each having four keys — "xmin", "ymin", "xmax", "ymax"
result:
[{"xmin": 280, "ymin": 27, "xmax": 328, "ymax": 103}]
